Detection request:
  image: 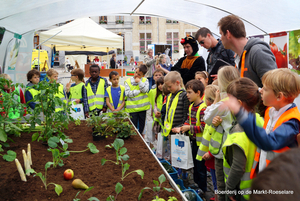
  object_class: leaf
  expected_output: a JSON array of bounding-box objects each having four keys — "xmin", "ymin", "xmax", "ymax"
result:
[
  {"xmin": 121, "ymin": 154, "xmax": 129, "ymax": 161},
  {"xmin": 3, "ymin": 150, "xmax": 16, "ymax": 161},
  {"xmin": 87, "ymin": 197, "xmax": 100, "ymax": 201},
  {"xmin": 138, "ymin": 187, "xmax": 151, "ymax": 200},
  {"xmin": 45, "ymin": 162, "xmax": 54, "ymax": 170},
  {"xmin": 163, "ymin": 187, "xmax": 174, "ymax": 192},
  {"xmin": 87, "ymin": 143, "xmax": 99, "ymax": 154},
  {"xmin": 7, "ymin": 122, "xmax": 22, "ymax": 131},
  {"xmin": 54, "ymin": 184, "xmax": 63, "ymax": 196},
  {"xmin": 31, "ymin": 132, "xmax": 39, "ymax": 142},
  {"xmin": 119, "ymin": 147, "xmax": 127, "ymax": 155},
  {"xmin": 153, "ymin": 186, "xmax": 160, "ymax": 192},
  {"xmin": 134, "ymin": 170, "xmax": 144, "ymax": 179},
  {"xmin": 26, "ymin": 168, "xmax": 36, "ymax": 175},
  {"xmin": 115, "ymin": 182, "xmax": 123, "ymax": 194},
  {"xmin": 63, "ymin": 143, "xmax": 68, "ymax": 151},
  {"xmin": 62, "ymin": 151, "xmax": 70, "ymax": 158},
  {"xmin": 158, "ymin": 174, "xmax": 166, "ymax": 184},
  {"xmin": 58, "ymin": 159, "xmax": 64, "ymax": 167},
  {"xmin": 123, "ymin": 163, "xmax": 130, "ymax": 172},
  {"xmin": 0, "ymin": 128, "xmax": 7, "ymax": 142},
  {"xmin": 64, "ymin": 138, "xmax": 73, "ymax": 143},
  {"xmin": 101, "ymin": 158, "xmax": 107, "ymax": 165},
  {"xmin": 48, "ymin": 137, "xmax": 60, "ymax": 148},
  {"xmin": 153, "ymin": 180, "xmax": 159, "ymax": 186},
  {"xmin": 106, "ymin": 196, "xmax": 114, "ymax": 201},
  {"xmin": 113, "ymin": 138, "xmax": 124, "ymax": 151},
  {"xmin": 83, "ymin": 186, "xmax": 94, "ymax": 195},
  {"xmin": 105, "ymin": 144, "xmax": 112, "ymax": 149}
]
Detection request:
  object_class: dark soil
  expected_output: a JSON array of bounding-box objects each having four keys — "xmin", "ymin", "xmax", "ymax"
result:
[{"xmin": 0, "ymin": 121, "xmax": 181, "ymax": 201}]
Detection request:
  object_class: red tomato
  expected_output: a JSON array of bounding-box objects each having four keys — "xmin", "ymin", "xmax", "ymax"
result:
[
  {"xmin": 275, "ymin": 51, "xmax": 287, "ymax": 68},
  {"xmin": 270, "ymin": 42, "xmax": 278, "ymax": 56}
]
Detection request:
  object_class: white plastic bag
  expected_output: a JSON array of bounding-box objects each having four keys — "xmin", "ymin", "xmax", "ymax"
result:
[
  {"xmin": 70, "ymin": 102, "xmax": 84, "ymax": 120},
  {"xmin": 156, "ymin": 132, "xmax": 170, "ymax": 159},
  {"xmin": 171, "ymin": 133, "xmax": 194, "ymax": 169},
  {"xmin": 145, "ymin": 119, "xmax": 155, "ymax": 143}
]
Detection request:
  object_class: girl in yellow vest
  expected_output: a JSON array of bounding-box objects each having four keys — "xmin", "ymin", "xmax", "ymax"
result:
[
  {"xmin": 195, "ymin": 71, "xmax": 209, "ymax": 101},
  {"xmin": 105, "ymin": 71, "xmax": 125, "ymax": 112},
  {"xmin": 25, "ymin": 69, "xmax": 40, "ymax": 110},
  {"xmin": 203, "ymin": 66, "xmax": 240, "ymax": 201},
  {"xmin": 66, "ymin": 69, "xmax": 85, "ymax": 106}
]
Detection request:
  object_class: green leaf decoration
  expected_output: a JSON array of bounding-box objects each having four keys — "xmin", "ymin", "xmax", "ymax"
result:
[
  {"xmin": 3, "ymin": 150, "xmax": 16, "ymax": 161},
  {"xmin": 88, "ymin": 197, "xmax": 100, "ymax": 201},
  {"xmin": 101, "ymin": 158, "xmax": 107, "ymax": 165},
  {"xmin": 121, "ymin": 154, "xmax": 129, "ymax": 161},
  {"xmin": 135, "ymin": 170, "xmax": 144, "ymax": 179},
  {"xmin": 153, "ymin": 180, "xmax": 159, "ymax": 186},
  {"xmin": 83, "ymin": 186, "xmax": 94, "ymax": 195},
  {"xmin": 87, "ymin": 143, "xmax": 99, "ymax": 153},
  {"xmin": 158, "ymin": 174, "xmax": 166, "ymax": 184},
  {"xmin": 48, "ymin": 137, "xmax": 60, "ymax": 148},
  {"xmin": 115, "ymin": 182, "xmax": 123, "ymax": 194},
  {"xmin": 54, "ymin": 184, "xmax": 63, "ymax": 196},
  {"xmin": 0, "ymin": 128, "xmax": 8, "ymax": 142},
  {"xmin": 119, "ymin": 147, "xmax": 127, "ymax": 155},
  {"xmin": 163, "ymin": 187, "xmax": 174, "ymax": 192}
]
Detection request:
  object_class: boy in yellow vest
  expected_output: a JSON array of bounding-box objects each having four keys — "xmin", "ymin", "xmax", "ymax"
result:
[
  {"xmin": 83, "ymin": 64, "xmax": 108, "ymax": 117},
  {"xmin": 25, "ymin": 69, "xmax": 40, "ymax": 109},
  {"xmin": 105, "ymin": 71, "xmax": 125, "ymax": 112},
  {"xmin": 66, "ymin": 68, "xmax": 85, "ymax": 106},
  {"xmin": 125, "ymin": 64, "xmax": 149, "ymax": 134},
  {"xmin": 173, "ymin": 79, "xmax": 207, "ymax": 195}
]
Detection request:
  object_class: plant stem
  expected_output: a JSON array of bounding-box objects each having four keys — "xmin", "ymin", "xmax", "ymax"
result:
[
  {"xmin": 68, "ymin": 148, "xmax": 89, "ymax": 153},
  {"xmin": 106, "ymin": 159, "xmax": 118, "ymax": 165},
  {"xmin": 122, "ymin": 171, "xmax": 135, "ymax": 181}
]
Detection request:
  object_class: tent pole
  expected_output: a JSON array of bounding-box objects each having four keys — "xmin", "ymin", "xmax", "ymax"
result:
[
  {"xmin": 107, "ymin": 47, "xmax": 109, "ymax": 69},
  {"xmin": 121, "ymin": 47, "xmax": 123, "ymax": 78}
]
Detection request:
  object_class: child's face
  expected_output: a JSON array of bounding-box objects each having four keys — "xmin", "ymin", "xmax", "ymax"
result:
[
  {"xmin": 49, "ymin": 74, "xmax": 58, "ymax": 83},
  {"xmin": 186, "ymin": 88, "xmax": 200, "ymax": 103},
  {"xmin": 153, "ymin": 72, "xmax": 163, "ymax": 82},
  {"xmin": 110, "ymin": 75, "xmax": 120, "ymax": 87},
  {"xmin": 89, "ymin": 67, "xmax": 100, "ymax": 79},
  {"xmin": 164, "ymin": 80, "xmax": 181, "ymax": 94},
  {"xmin": 134, "ymin": 68, "xmax": 144, "ymax": 79},
  {"xmin": 71, "ymin": 74, "xmax": 78, "ymax": 81},
  {"xmin": 158, "ymin": 84, "xmax": 163, "ymax": 92},
  {"xmin": 195, "ymin": 74, "xmax": 208, "ymax": 87},
  {"xmin": 205, "ymin": 98, "xmax": 213, "ymax": 106},
  {"xmin": 30, "ymin": 74, "xmax": 40, "ymax": 84},
  {"xmin": 260, "ymin": 84, "xmax": 277, "ymax": 107}
]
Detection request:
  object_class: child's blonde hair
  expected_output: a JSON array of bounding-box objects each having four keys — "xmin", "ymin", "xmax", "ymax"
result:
[
  {"xmin": 0, "ymin": 74, "xmax": 12, "ymax": 81},
  {"xmin": 164, "ymin": 71, "xmax": 185, "ymax": 89},
  {"xmin": 46, "ymin": 69, "xmax": 58, "ymax": 77},
  {"xmin": 262, "ymin": 68, "xmax": 300, "ymax": 102},
  {"xmin": 156, "ymin": 54, "xmax": 165, "ymax": 65},
  {"xmin": 205, "ymin": 85, "xmax": 219, "ymax": 104},
  {"xmin": 195, "ymin": 71, "xmax": 209, "ymax": 79},
  {"xmin": 212, "ymin": 79, "xmax": 218, "ymax": 86},
  {"xmin": 153, "ymin": 69, "xmax": 164, "ymax": 76},
  {"xmin": 217, "ymin": 66, "xmax": 239, "ymax": 92}
]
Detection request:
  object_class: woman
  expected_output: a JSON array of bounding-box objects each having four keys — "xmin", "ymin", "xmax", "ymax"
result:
[
  {"xmin": 171, "ymin": 36, "xmax": 205, "ymax": 85},
  {"xmin": 110, "ymin": 53, "xmax": 116, "ymax": 69},
  {"xmin": 156, "ymin": 54, "xmax": 172, "ymax": 74}
]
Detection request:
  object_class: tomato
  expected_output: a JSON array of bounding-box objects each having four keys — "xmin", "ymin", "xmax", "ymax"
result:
[
  {"xmin": 270, "ymin": 42, "xmax": 278, "ymax": 56},
  {"xmin": 275, "ymin": 51, "xmax": 287, "ymax": 68}
]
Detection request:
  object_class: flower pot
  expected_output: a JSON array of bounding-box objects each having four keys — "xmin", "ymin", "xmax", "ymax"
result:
[{"xmin": 92, "ymin": 131, "xmax": 105, "ymax": 141}]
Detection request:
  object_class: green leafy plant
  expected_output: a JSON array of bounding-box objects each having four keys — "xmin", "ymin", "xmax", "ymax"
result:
[
  {"xmin": 86, "ymin": 112, "xmax": 119, "ymax": 137},
  {"xmin": 107, "ymin": 182, "xmax": 123, "ymax": 201},
  {"xmin": 0, "ymin": 150, "xmax": 17, "ymax": 162},
  {"xmin": 25, "ymin": 80, "xmax": 74, "ymax": 142},
  {"xmin": 26, "ymin": 162, "xmax": 63, "ymax": 196},
  {"xmin": 152, "ymin": 196, "xmax": 178, "ymax": 201},
  {"xmin": 114, "ymin": 121, "xmax": 136, "ymax": 139},
  {"xmin": 73, "ymin": 186, "xmax": 94, "ymax": 201},
  {"xmin": 138, "ymin": 174, "xmax": 174, "ymax": 200},
  {"xmin": 101, "ymin": 138, "xmax": 144, "ymax": 181},
  {"xmin": 74, "ymin": 118, "xmax": 81, "ymax": 126}
]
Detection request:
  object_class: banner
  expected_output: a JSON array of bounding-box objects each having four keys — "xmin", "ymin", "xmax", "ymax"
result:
[
  {"xmin": 269, "ymin": 32, "xmax": 288, "ymax": 69},
  {"xmin": 289, "ymin": 30, "xmax": 300, "ymax": 74}
]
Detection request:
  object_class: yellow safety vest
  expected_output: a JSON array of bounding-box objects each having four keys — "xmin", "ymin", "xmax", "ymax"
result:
[
  {"xmin": 106, "ymin": 85, "xmax": 125, "ymax": 110},
  {"xmin": 69, "ymin": 82, "xmax": 84, "ymax": 105},
  {"xmin": 86, "ymin": 79, "xmax": 105, "ymax": 111},
  {"xmin": 196, "ymin": 124, "xmax": 214, "ymax": 161},
  {"xmin": 55, "ymin": 83, "xmax": 67, "ymax": 112},
  {"xmin": 222, "ymin": 113, "xmax": 264, "ymax": 200},
  {"xmin": 188, "ymin": 101, "xmax": 207, "ymax": 146},
  {"xmin": 149, "ymin": 88, "xmax": 163, "ymax": 127},
  {"xmin": 162, "ymin": 91, "xmax": 182, "ymax": 137},
  {"xmin": 125, "ymin": 77, "xmax": 150, "ymax": 113}
]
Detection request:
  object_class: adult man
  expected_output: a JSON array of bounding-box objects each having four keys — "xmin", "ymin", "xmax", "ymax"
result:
[
  {"xmin": 195, "ymin": 27, "xmax": 235, "ymax": 75},
  {"xmin": 217, "ymin": 15, "xmax": 277, "ymax": 88},
  {"xmin": 144, "ymin": 48, "xmax": 158, "ymax": 88}
]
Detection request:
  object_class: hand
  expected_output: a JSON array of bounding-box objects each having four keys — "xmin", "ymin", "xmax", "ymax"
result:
[
  {"xmin": 134, "ymin": 76, "xmax": 141, "ymax": 83},
  {"xmin": 154, "ymin": 55, "xmax": 158, "ymax": 59},
  {"xmin": 114, "ymin": 108, "xmax": 120, "ymax": 112},
  {"xmin": 85, "ymin": 112, "xmax": 89, "ymax": 118},
  {"xmin": 212, "ymin": 116, "xmax": 223, "ymax": 127},
  {"xmin": 155, "ymin": 111, "xmax": 161, "ymax": 118},
  {"xmin": 156, "ymin": 64, "xmax": 162, "ymax": 70},
  {"xmin": 74, "ymin": 99, "xmax": 81, "ymax": 104},
  {"xmin": 172, "ymin": 127, "xmax": 181, "ymax": 133},
  {"xmin": 180, "ymin": 125, "xmax": 190, "ymax": 133},
  {"xmin": 211, "ymin": 74, "xmax": 218, "ymax": 81},
  {"xmin": 202, "ymin": 152, "xmax": 211, "ymax": 160},
  {"xmin": 220, "ymin": 94, "xmax": 242, "ymax": 115}
]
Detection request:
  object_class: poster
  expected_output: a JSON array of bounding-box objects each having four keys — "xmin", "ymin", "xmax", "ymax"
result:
[
  {"xmin": 288, "ymin": 29, "xmax": 300, "ymax": 74},
  {"xmin": 269, "ymin": 32, "xmax": 288, "ymax": 69}
]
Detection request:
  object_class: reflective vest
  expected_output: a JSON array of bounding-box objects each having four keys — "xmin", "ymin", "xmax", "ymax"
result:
[
  {"xmin": 86, "ymin": 79, "xmax": 105, "ymax": 111},
  {"xmin": 55, "ymin": 83, "xmax": 67, "ymax": 112},
  {"xmin": 162, "ymin": 91, "xmax": 183, "ymax": 137},
  {"xmin": 208, "ymin": 97, "xmax": 229, "ymax": 158},
  {"xmin": 235, "ymin": 50, "xmax": 247, "ymax": 77},
  {"xmin": 196, "ymin": 124, "xmax": 214, "ymax": 161},
  {"xmin": 106, "ymin": 85, "xmax": 125, "ymax": 110},
  {"xmin": 149, "ymin": 88, "xmax": 163, "ymax": 127},
  {"xmin": 125, "ymin": 77, "xmax": 150, "ymax": 113},
  {"xmin": 188, "ymin": 101, "xmax": 207, "ymax": 146},
  {"xmin": 250, "ymin": 107, "xmax": 300, "ymax": 179},
  {"xmin": 69, "ymin": 82, "xmax": 84, "ymax": 105}
]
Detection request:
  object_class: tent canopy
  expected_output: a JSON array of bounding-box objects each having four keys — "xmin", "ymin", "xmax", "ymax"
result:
[
  {"xmin": 1, "ymin": 0, "xmax": 300, "ymax": 37},
  {"xmin": 39, "ymin": 18, "xmax": 123, "ymax": 51}
]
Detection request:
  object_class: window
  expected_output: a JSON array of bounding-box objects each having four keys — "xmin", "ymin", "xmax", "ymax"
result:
[
  {"xmin": 185, "ymin": 32, "xmax": 197, "ymax": 38},
  {"xmin": 116, "ymin": 16, "xmax": 124, "ymax": 24},
  {"xmin": 166, "ymin": 32, "xmax": 179, "ymax": 53},
  {"xmin": 34, "ymin": 35, "xmax": 39, "ymax": 49},
  {"xmin": 99, "ymin": 16, "xmax": 107, "ymax": 24},
  {"xmin": 139, "ymin": 16, "xmax": 151, "ymax": 24},
  {"xmin": 166, "ymin": 19, "xmax": 178, "ymax": 24},
  {"xmin": 140, "ymin": 33, "xmax": 151, "ymax": 54}
]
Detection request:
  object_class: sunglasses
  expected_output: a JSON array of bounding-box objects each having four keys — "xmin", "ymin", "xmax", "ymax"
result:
[
  {"xmin": 71, "ymin": 74, "xmax": 76, "ymax": 76},
  {"xmin": 199, "ymin": 40, "xmax": 205, "ymax": 45}
]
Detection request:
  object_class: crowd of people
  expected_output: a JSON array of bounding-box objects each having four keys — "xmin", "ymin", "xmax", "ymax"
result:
[{"xmin": 2, "ymin": 14, "xmax": 300, "ymax": 201}]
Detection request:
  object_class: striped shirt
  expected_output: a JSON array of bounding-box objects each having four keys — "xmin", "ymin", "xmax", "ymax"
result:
[{"xmin": 184, "ymin": 101, "xmax": 206, "ymax": 137}]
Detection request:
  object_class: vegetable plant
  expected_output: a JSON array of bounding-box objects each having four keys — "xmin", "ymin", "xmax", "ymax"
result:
[
  {"xmin": 138, "ymin": 174, "xmax": 174, "ymax": 200},
  {"xmin": 152, "ymin": 196, "xmax": 178, "ymax": 201},
  {"xmin": 101, "ymin": 138, "xmax": 144, "ymax": 181},
  {"xmin": 73, "ymin": 186, "xmax": 94, "ymax": 201},
  {"xmin": 25, "ymin": 80, "xmax": 74, "ymax": 142},
  {"xmin": 74, "ymin": 118, "xmax": 81, "ymax": 126},
  {"xmin": 106, "ymin": 182, "xmax": 123, "ymax": 201},
  {"xmin": 26, "ymin": 162, "xmax": 63, "ymax": 196},
  {"xmin": 86, "ymin": 113, "xmax": 115, "ymax": 137},
  {"xmin": 114, "ymin": 121, "xmax": 136, "ymax": 139}
]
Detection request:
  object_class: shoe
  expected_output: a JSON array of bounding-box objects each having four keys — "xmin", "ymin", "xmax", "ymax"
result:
[
  {"xmin": 210, "ymin": 197, "xmax": 215, "ymax": 201},
  {"xmin": 188, "ymin": 183, "xmax": 199, "ymax": 189}
]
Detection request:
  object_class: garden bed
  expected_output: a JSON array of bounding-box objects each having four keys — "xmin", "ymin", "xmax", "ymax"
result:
[{"xmin": 0, "ymin": 121, "xmax": 182, "ymax": 201}]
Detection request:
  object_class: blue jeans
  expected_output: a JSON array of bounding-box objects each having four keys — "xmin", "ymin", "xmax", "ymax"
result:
[
  {"xmin": 147, "ymin": 76, "xmax": 154, "ymax": 90},
  {"xmin": 210, "ymin": 168, "xmax": 218, "ymax": 191}
]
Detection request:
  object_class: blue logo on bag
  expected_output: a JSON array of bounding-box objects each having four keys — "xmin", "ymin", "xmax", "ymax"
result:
[
  {"xmin": 177, "ymin": 157, "xmax": 181, "ymax": 162},
  {"xmin": 74, "ymin": 108, "xmax": 81, "ymax": 113},
  {"xmin": 175, "ymin": 138, "xmax": 184, "ymax": 148}
]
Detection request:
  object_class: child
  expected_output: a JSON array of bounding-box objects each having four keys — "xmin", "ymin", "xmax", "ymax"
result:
[
  {"xmin": 83, "ymin": 64, "xmax": 108, "ymax": 117},
  {"xmin": 203, "ymin": 66, "xmax": 239, "ymax": 201},
  {"xmin": 151, "ymin": 69, "xmax": 164, "ymax": 89},
  {"xmin": 66, "ymin": 68, "xmax": 85, "ymax": 106},
  {"xmin": 220, "ymin": 78, "xmax": 264, "ymax": 201},
  {"xmin": 151, "ymin": 77, "xmax": 164, "ymax": 137},
  {"xmin": 173, "ymin": 79, "xmax": 207, "ymax": 195},
  {"xmin": 46, "ymin": 69, "xmax": 67, "ymax": 112},
  {"xmin": 25, "ymin": 69, "xmax": 40, "ymax": 110},
  {"xmin": 125, "ymin": 64, "xmax": 149, "ymax": 134},
  {"xmin": 195, "ymin": 71, "xmax": 209, "ymax": 88},
  {"xmin": 0, "ymin": 74, "xmax": 26, "ymax": 118},
  {"xmin": 196, "ymin": 84, "xmax": 219, "ymax": 201},
  {"xmin": 148, "ymin": 69, "xmax": 164, "ymax": 118},
  {"xmin": 105, "ymin": 71, "xmax": 125, "ymax": 112},
  {"xmin": 224, "ymin": 68, "xmax": 300, "ymax": 178}
]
